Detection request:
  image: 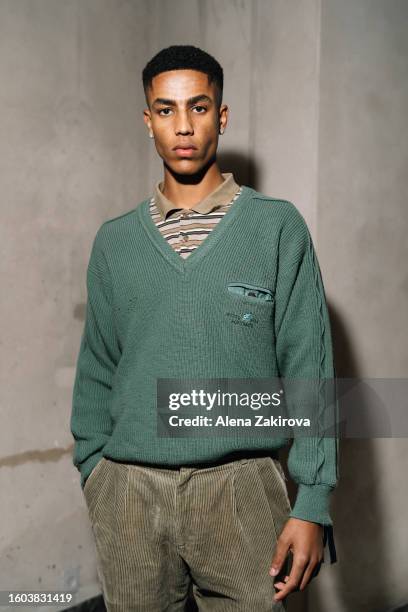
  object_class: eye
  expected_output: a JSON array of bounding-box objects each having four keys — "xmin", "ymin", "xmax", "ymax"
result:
[{"xmin": 157, "ymin": 105, "xmax": 207, "ymax": 116}]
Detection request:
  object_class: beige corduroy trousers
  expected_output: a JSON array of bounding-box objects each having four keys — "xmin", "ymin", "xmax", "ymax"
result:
[{"xmin": 83, "ymin": 454, "xmax": 292, "ymax": 611}]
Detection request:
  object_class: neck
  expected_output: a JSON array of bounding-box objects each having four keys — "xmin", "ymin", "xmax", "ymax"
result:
[{"xmin": 160, "ymin": 157, "xmax": 225, "ymax": 208}]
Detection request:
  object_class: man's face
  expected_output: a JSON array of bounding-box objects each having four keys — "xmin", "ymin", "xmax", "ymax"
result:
[{"xmin": 143, "ymin": 69, "xmax": 228, "ymax": 175}]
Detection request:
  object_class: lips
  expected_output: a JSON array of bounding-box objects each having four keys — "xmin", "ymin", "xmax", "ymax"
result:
[
  {"xmin": 173, "ymin": 145, "xmax": 197, "ymax": 150},
  {"xmin": 174, "ymin": 146, "xmax": 197, "ymax": 157}
]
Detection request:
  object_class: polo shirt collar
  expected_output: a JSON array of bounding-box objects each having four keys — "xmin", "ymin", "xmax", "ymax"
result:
[{"xmin": 154, "ymin": 172, "xmax": 240, "ymax": 221}]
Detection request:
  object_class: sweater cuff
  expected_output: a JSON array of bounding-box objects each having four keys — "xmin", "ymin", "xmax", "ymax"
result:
[{"xmin": 289, "ymin": 483, "xmax": 334, "ymax": 525}]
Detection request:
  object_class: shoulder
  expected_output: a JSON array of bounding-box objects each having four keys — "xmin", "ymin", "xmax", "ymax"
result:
[
  {"xmin": 247, "ymin": 187, "xmax": 310, "ymax": 238},
  {"xmin": 92, "ymin": 197, "xmax": 149, "ymax": 249}
]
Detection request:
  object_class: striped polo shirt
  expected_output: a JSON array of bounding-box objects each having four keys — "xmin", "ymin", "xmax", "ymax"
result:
[{"xmin": 148, "ymin": 172, "xmax": 242, "ymax": 258}]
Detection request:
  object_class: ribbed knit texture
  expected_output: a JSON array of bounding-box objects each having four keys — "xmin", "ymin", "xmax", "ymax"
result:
[{"xmin": 70, "ymin": 185, "xmax": 339, "ymax": 525}]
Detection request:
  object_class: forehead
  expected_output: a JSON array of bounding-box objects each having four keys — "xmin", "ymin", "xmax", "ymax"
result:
[{"xmin": 149, "ymin": 69, "xmax": 214, "ymax": 101}]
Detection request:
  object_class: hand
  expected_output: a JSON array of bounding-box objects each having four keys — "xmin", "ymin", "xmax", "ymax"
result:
[{"xmin": 269, "ymin": 517, "xmax": 324, "ymax": 602}]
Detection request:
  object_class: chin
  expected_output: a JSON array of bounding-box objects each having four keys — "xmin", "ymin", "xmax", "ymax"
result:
[
  {"xmin": 167, "ymin": 160, "xmax": 203, "ymax": 175},
  {"xmin": 175, "ymin": 164, "xmax": 201, "ymax": 174}
]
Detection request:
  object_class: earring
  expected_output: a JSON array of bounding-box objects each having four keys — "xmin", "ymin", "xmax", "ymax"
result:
[
  {"xmin": 149, "ymin": 132, "xmax": 154, "ymax": 138},
  {"xmin": 219, "ymin": 129, "xmax": 224, "ymax": 135}
]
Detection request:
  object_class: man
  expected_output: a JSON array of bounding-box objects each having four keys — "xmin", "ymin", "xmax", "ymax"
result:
[{"xmin": 70, "ymin": 44, "xmax": 338, "ymax": 611}]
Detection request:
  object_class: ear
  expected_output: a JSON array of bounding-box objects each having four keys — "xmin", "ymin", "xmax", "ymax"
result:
[
  {"xmin": 143, "ymin": 109, "xmax": 152, "ymax": 132},
  {"xmin": 219, "ymin": 103, "xmax": 229, "ymax": 133}
]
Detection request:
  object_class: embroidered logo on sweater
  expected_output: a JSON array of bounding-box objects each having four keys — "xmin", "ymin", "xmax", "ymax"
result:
[{"xmin": 225, "ymin": 311, "xmax": 258, "ymax": 327}]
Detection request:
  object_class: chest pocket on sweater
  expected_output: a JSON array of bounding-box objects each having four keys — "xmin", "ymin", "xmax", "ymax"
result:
[
  {"xmin": 227, "ymin": 282, "xmax": 274, "ymax": 302},
  {"xmin": 225, "ymin": 281, "xmax": 275, "ymax": 330}
]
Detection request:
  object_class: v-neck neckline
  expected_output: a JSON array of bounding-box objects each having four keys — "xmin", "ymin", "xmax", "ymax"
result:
[{"xmin": 137, "ymin": 184, "xmax": 254, "ymax": 275}]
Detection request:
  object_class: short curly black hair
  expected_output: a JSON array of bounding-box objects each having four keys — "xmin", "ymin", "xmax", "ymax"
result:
[{"xmin": 142, "ymin": 45, "xmax": 223, "ymax": 109}]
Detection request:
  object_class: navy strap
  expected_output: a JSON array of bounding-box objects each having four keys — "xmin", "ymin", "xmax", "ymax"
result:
[{"xmin": 322, "ymin": 524, "xmax": 337, "ymax": 564}]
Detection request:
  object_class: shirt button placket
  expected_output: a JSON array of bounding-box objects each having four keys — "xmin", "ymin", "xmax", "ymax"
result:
[{"xmin": 180, "ymin": 210, "xmax": 191, "ymax": 244}]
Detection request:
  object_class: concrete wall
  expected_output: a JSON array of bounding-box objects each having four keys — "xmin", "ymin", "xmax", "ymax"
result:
[
  {"xmin": 313, "ymin": 2, "xmax": 408, "ymax": 610},
  {"xmin": 0, "ymin": 1, "xmax": 406, "ymax": 610}
]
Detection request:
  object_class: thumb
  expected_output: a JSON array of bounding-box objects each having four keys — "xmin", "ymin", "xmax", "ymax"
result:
[{"xmin": 269, "ymin": 537, "xmax": 290, "ymax": 577}]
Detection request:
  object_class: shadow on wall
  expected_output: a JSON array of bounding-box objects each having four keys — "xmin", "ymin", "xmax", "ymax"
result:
[
  {"xmin": 310, "ymin": 303, "xmax": 391, "ymax": 612},
  {"xmin": 218, "ymin": 151, "xmax": 259, "ymax": 192}
]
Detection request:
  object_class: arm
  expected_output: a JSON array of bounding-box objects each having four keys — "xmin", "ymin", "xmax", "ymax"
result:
[
  {"xmin": 70, "ymin": 227, "xmax": 121, "ymax": 489},
  {"xmin": 270, "ymin": 204, "xmax": 339, "ymax": 599}
]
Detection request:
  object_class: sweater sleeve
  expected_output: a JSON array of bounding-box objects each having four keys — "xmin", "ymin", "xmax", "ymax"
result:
[
  {"xmin": 274, "ymin": 204, "xmax": 339, "ymax": 529},
  {"xmin": 70, "ymin": 227, "xmax": 121, "ymax": 489}
]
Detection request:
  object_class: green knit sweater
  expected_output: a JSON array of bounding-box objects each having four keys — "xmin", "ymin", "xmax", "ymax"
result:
[{"xmin": 70, "ymin": 185, "xmax": 339, "ymax": 526}]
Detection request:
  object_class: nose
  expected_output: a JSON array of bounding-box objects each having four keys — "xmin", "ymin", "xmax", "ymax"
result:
[{"xmin": 175, "ymin": 110, "xmax": 194, "ymax": 135}]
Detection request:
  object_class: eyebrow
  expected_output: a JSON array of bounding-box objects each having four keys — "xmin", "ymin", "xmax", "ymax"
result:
[{"xmin": 152, "ymin": 94, "xmax": 213, "ymax": 108}]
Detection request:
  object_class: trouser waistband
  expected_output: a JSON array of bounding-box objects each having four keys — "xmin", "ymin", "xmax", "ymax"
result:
[{"xmin": 118, "ymin": 449, "xmax": 280, "ymax": 472}]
